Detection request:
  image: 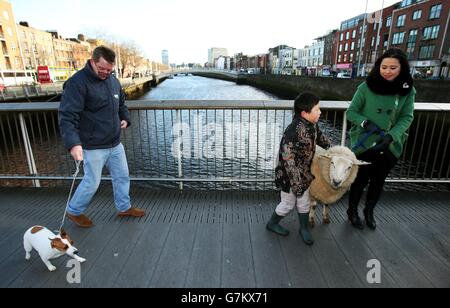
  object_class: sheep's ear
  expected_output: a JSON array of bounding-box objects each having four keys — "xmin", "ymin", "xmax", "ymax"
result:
[{"xmin": 354, "ymin": 159, "xmax": 371, "ymax": 165}]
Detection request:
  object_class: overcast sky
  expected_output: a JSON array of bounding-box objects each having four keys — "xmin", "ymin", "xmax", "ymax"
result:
[{"xmin": 11, "ymin": 0, "xmax": 400, "ymax": 64}]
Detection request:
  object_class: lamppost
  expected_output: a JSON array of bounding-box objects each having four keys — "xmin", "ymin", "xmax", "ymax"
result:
[
  {"xmin": 357, "ymin": 0, "xmax": 369, "ymax": 77},
  {"xmin": 374, "ymin": 0, "xmax": 385, "ymax": 61}
]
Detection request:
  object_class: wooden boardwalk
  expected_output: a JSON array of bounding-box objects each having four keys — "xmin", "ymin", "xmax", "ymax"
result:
[{"xmin": 0, "ymin": 187, "xmax": 449, "ymax": 288}]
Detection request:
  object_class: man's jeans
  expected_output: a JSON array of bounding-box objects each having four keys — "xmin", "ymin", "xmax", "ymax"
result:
[{"xmin": 67, "ymin": 143, "xmax": 131, "ymax": 216}]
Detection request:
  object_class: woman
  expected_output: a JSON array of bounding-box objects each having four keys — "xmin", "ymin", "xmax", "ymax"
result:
[{"xmin": 346, "ymin": 48, "xmax": 416, "ymax": 230}]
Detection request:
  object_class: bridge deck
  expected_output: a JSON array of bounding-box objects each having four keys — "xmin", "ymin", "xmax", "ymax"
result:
[{"xmin": 0, "ymin": 187, "xmax": 449, "ymax": 288}]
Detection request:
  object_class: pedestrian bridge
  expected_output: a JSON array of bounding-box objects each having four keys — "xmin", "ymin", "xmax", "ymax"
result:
[{"xmin": 0, "ymin": 100, "xmax": 448, "ymax": 288}]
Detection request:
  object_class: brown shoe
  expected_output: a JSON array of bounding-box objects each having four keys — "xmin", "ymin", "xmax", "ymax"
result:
[
  {"xmin": 67, "ymin": 213, "xmax": 93, "ymax": 228},
  {"xmin": 118, "ymin": 207, "xmax": 146, "ymax": 218}
]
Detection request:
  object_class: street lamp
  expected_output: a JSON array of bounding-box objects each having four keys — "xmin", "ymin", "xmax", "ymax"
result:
[{"xmin": 357, "ymin": 0, "xmax": 369, "ymax": 77}]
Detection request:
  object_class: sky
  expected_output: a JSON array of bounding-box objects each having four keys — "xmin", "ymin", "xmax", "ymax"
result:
[{"xmin": 11, "ymin": 0, "xmax": 401, "ymax": 64}]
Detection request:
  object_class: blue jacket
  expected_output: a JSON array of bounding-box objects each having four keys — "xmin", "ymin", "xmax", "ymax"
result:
[{"xmin": 59, "ymin": 61, "xmax": 131, "ymax": 150}]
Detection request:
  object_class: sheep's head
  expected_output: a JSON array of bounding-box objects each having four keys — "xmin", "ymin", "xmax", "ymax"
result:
[{"xmin": 319, "ymin": 151, "xmax": 370, "ymax": 190}]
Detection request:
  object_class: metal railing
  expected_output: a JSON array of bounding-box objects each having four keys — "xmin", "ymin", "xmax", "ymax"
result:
[
  {"xmin": 0, "ymin": 100, "xmax": 449, "ymax": 190},
  {"xmin": 0, "ymin": 84, "xmax": 63, "ymax": 101}
]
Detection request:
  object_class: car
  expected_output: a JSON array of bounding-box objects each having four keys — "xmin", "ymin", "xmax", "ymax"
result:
[{"xmin": 337, "ymin": 72, "xmax": 351, "ymax": 78}]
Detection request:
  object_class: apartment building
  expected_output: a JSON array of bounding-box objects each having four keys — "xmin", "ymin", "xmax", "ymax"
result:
[
  {"xmin": 336, "ymin": 0, "xmax": 450, "ymax": 78},
  {"xmin": 17, "ymin": 22, "xmax": 56, "ymax": 69},
  {"xmin": 388, "ymin": 0, "xmax": 450, "ymax": 77},
  {"xmin": 0, "ymin": 0, "xmax": 29, "ymax": 85}
]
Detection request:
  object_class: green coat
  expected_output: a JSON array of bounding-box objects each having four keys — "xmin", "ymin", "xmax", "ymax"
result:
[{"xmin": 347, "ymin": 82, "xmax": 415, "ymax": 158}]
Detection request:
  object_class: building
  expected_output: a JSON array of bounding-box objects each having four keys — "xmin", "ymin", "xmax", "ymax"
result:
[
  {"xmin": 335, "ymin": 14, "xmax": 366, "ymax": 76},
  {"xmin": 319, "ymin": 30, "xmax": 339, "ymax": 68},
  {"xmin": 17, "ymin": 22, "xmax": 56, "ymax": 71},
  {"xmin": 161, "ymin": 50, "xmax": 169, "ymax": 66},
  {"xmin": 0, "ymin": 0, "xmax": 31, "ymax": 85},
  {"xmin": 215, "ymin": 56, "xmax": 231, "ymax": 70},
  {"xmin": 48, "ymin": 31, "xmax": 76, "ymax": 82},
  {"xmin": 234, "ymin": 52, "xmax": 248, "ymax": 71},
  {"xmin": 268, "ymin": 45, "xmax": 295, "ymax": 75},
  {"xmin": 69, "ymin": 35, "xmax": 91, "ymax": 70},
  {"xmin": 208, "ymin": 47, "xmax": 228, "ymax": 67},
  {"xmin": 388, "ymin": 0, "xmax": 450, "ymax": 78},
  {"xmin": 315, "ymin": 30, "xmax": 339, "ymax": 76},
  {"xmin": 335, "ymin": 0, "xmax": 450, "ymax": 78}
]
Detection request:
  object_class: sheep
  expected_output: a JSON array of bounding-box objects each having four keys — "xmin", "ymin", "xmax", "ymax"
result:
[{"xmin": 308, "ymin": 146, "xmax": 370, "ymax": 228}]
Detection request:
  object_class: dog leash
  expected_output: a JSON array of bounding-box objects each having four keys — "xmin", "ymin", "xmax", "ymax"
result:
[
  {"xmin": 352, "ymin": 127, "xmax": 386, "ymax": 152},
  {"xmin": 58, "ymin": 160, "xmax": 82, "ymax": 233}
]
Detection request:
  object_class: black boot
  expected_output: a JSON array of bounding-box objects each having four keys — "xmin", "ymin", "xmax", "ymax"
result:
[
  {"xmin": 364, "ymin": 202, "xmax": 377, "ymax": 230},
  {"xmin": 298, "ymin": 213, "xmax": 314, "ymax": 246},
  {"xmin": 347, "ymin": 204, "xmax": 364, "ymax": 230},
  {"xmin": 266, "ymin": 212, "xmax": 290, "ymax": 236}
]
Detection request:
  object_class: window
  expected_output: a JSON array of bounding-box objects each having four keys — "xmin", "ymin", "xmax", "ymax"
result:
[
  {"xmin": 340, "ymin": 33, "xmax": 344, "ymax": 41},
  {"xmin": 339, "ymin": 44, "xmax": 343, "ymax": 52},
  {"xmin": 338, "ymin": 55, "xmax": 341, "ymax": 63},
  {"xmin": 350, "ymin": 53, "xmax": 354, "ymax": 62},
  {"xmin": 352, "ymin": 30, "xmax": 357, "ymax": 39},
  {"xmin": 429, "ymin": 4, "xmax": 442, "ymax": 19},
  {"xmin": 344, "ymin": 54, "xmax": 347, "ymax": 62},
  {"xmin": 397, "ymin": 14, "xmax": 406, "ymax": 27},
  {"xmin": 346, "ymin": 32, "xmax": 350, "ymax": 40},
  {"xmin": 407, "ymin": 29, "xmax": 418, "ymax": 59},
  {"xmin": 386, "ymin": 16, "xmax": 392, "ymax": 27},
  {"xmin": 371, "ymin": 37, "xmax": 375, "ymax": 47},
  {"xmin": 392, "ymin": 32, "xmax": 405, "ymax": 45},
  {"xmin": 423, "ymin": 25, "xmax": 440, "ymax": 40},
  {"xmin": 412, "ymin": 10, "xmax": 422, "ymax": 20},
  {"xmin": 345, "ymin": 43, "xmax": 349, "ymax": 51},
  {"xmin": 351, "ymin": 42, "xmax": 355, "ymax": 51},
  {"xmin": 401, "ymin": 0, "xmax": 412, "ymax": 7},
  {"xmin": 419, "ymin": 45, "xmax": 435, "ymax": 59}
]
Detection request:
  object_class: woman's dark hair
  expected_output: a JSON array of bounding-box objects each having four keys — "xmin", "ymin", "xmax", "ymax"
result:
[
  {"xmin": 367, "ymin": 48, "xmax": 414, "ymax": 96},
  {"xmin": 92, "ymin": 46, "xmax": 116, "ymax": 64},
  {"xmin": 294, "ymin": 92, "xmax": 320, "ymax": 116}
]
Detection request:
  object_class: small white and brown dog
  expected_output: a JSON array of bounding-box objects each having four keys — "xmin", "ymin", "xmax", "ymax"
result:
[{"xmin": 23, "ymin": 226, "xmax": 86, "ymax": 272}]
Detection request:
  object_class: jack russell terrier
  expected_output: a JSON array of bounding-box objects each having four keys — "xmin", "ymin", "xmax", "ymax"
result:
[{"xmin": 23, "ymin": 226, "xmax": 86, "ymax": 272}]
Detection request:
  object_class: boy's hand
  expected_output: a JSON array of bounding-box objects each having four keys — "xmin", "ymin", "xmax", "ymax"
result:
[{"xmin": 121, "ymin": 120, "xmax": 129, "ymax": 129}]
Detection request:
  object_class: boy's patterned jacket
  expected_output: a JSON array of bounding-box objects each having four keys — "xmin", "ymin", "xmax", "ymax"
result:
[{"xmin": 275, "ymin": 116, "xmax": 331, "ymax": 197}]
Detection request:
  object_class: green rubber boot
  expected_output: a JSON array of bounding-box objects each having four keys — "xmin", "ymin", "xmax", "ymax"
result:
[
  {"xmin": 298, "ymin": 213, "xmax": 314, "ymax": 246},
  {"xmin": 266, "ymin": 212, "xmax": 290, "ymax": 236}
]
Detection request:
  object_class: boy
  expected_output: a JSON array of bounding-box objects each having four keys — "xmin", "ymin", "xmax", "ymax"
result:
[{"xmin": 267, "ymin": 92, "xmax": 331, "ymax": 245}]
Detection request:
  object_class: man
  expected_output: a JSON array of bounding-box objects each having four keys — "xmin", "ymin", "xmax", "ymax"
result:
[{"xmin": 59, "ymin": 46, "xmax": 145, "ymax": 228}]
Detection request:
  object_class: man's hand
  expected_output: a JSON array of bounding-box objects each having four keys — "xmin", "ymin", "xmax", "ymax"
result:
[
  {"xmin": 121, "ymin": 120, "xmax": 129, "ymax": 129},
  {"xmin": 70, "ymin": 145, "xmax": 83, "ymax": 161}
]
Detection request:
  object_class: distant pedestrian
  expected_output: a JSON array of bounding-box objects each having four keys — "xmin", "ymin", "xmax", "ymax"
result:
[
  {"xmin": 59, "ymin": 46, "xmax": 145, "ymax": 228},
  {"xmin": 346, "ymin": 48, "xmax": 415, "ymax": 230},
  {"xmin": 267, "ymin": 92, "xmax": 331, "ymax": 245}
]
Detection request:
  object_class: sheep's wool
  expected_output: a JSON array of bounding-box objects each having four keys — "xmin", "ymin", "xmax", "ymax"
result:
[{"xmin": 310, "ymin": 146, "xmax": 360, "ymax": 205}]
